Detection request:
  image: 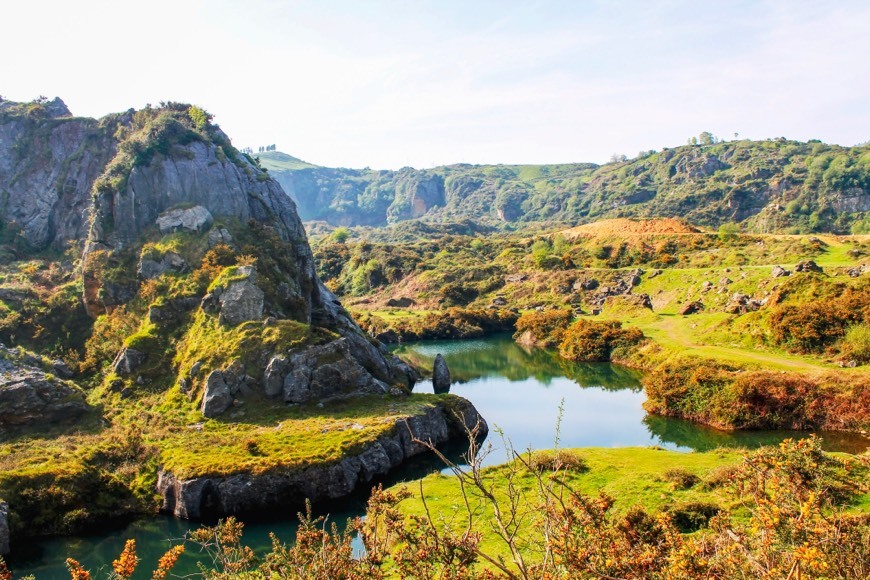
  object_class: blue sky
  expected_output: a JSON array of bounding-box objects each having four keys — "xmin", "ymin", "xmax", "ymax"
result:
[{"xmin": 2, "ymin": 0, "xmax": 868, "ymax": 168}]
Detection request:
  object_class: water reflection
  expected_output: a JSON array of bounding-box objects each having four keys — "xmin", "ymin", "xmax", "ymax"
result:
[
  {"xmin": 397, "ymin": 336, "xmax": 868, "ymax": 458},
  {"xmin": 394, "ymin": 335, "xmax": 643, "ymax": 391}
]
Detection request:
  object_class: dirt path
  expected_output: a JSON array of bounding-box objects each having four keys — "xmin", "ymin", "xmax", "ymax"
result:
[{"xmin": 641, "ymin": 316, "xmax": 847, "ymax": 374}]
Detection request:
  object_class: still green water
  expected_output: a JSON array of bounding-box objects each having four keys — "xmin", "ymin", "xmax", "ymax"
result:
[{"xmin": 7, "ymin": 336, "xmax": 867, "ymax": 578}]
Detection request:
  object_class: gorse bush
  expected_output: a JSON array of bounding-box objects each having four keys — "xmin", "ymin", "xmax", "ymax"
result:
[
  {"xmin": 356, "ymin": 307, "xmax": 518, "ymax": 342},
  {"xmin": 768, "ymin": 283, "xmax": 870, "ymax": 354},
  {"xmin": 512, "ymin": 309, "xmax": 572, "ymax": 347},
  {"xmin": 644, "ymin": 359, "xmax": 870, "ymax": 430},
  {"xmin": 557, "ymin": 319, "xmax": 644, "ymax": 362},
  {"xmin": 843, "ymin": 322, "xmax": 870, "ymax": 363}
]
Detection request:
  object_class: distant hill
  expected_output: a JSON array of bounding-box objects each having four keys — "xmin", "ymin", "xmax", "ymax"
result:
[
  {"xmin": 265, "ymin": 139, "xmax": 870, "ymax": 234},
  {"xmin": 256, "ymin": 150, "xmax": 319, "ymax": 171}
]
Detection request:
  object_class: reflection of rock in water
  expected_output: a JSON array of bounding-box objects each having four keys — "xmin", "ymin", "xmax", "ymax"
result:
[
  {"xmin": 642, "ymin": 415, "xmax": 870, "ymax": 454},
  {"xmin": 433, "ymin": 354, "xmax": 451, "ymax": 393}
]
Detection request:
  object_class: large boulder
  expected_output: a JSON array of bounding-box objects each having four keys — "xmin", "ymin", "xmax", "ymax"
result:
[
  {"xmin": 271, "ymin": 339, "xmax": 390, "ymax": 404},
  {"xmin": 795, "ymin": 260, "xmax": 823, "ymax": 273},
  {"xmin": 679, "ymin": 301, "xmax": 705, "ymax": 315},
  {"xmin": 156, "ymin": 206, "xmax": 214, "ymax": 234},
  {"xmin": 433, "ymin": 354, "xmax": 451, "ymax": 393},
  {"xmin": 201, "ymin": 371, "xmax": 234, "ymax": 418},
  {"xmin": 0, "ymin": 351, "xmax": 89, "ymax": 432},
  {"xmin": 772, "ymin": 265, "xmax": 791, "ymax": 278},
  {"xmin": 111, "ymin": 347, "xmax": 147, "ymax": 376},
  {"xmin": 137, "ymin": 251, "xmax": 186, "ymax": 279},
  {"xmin": 217, "ymin": 266, "xmax": 265, "ymax": 326}
]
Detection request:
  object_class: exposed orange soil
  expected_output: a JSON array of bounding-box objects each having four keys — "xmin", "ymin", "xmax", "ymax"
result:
[{"xmin": 560, "ymin": 218, "xmax": 701, "ymax": 238}]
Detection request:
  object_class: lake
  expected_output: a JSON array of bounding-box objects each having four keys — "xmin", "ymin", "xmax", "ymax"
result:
[{"xmin": 7, "ymin": 335, "xmax": 867, "ymax": 578}]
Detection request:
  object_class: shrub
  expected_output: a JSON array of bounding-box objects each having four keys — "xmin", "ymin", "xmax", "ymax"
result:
[
  {"xmin": 513, "ymin": 309, "xmax": 573, "ymax": 347},
  {"xmin": 527, "ymin": 450, "xmax": 587, "ymax": 473},
  {"xmin": 645, "ymin": 359, "xmax": 870, "ymax": 431},
  {"xmin": 842, "ymin": 323, "xmax": 870, "ymax": 363},
  {"xmin": 557, "ymin": 319, "xmax": 644, "ymax": 362},
  {"xmin": 768, "ymin": 284, "xmax": 870, "ymax": 354},
  {"xmin": 330, "ymin": 227, "xmax": 350, "ymax": 244},
  {"xmin": 662, "ymin": 468, "xmax": 700, "ymax": 490},
  {"xmin": 664, "ymin": 502, "xmax": 721, "ymax": 533}
]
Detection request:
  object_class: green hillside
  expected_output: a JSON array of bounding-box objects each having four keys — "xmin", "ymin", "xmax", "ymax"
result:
[
  {"xmin": 255, "ymin": 150, "xmax": 319, "ymax": 171},
  {"xmin": 268, "ymin": 138, "xmax": 870, "ymax": 234}
]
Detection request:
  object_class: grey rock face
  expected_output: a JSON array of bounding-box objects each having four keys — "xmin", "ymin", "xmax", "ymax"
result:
[
  {"xmin": 0, "ymin": 110, "xmax": 118, "ymax": 250},
  {"xmin": 387, "ymin": 173, "xmax": 446, "ymax": 222},
  {"xmin": 0, "ymin": 500, "xmax": 8, "ymax": 555},
  {"xmin": 834, "ymin": 187, "xmax": 870, "ymax": 213},
  {"xmin": 772, "ymin": 265, "xmax": 791, "ymax": 278},
  {"xmin": 138, "ymin": 252, "xmax": 186, "ymax": 279},
  {"xmin": 111, "ymin": 347, "xmax": 147, "ymax": 376},
  {"xmin": 207, "ymin": 227, "xmax": 234, "ymax": 247},
  {"xmin": 0, "ymin": 353, "xmax": 89, "ymax": 432},
  {"xmin": 156, "ymin": 205, "xmax": 214, "ymax": 234},
  {"xmin": 433, "ymin": 354, "xmax": 451, "ymax": 393},
  {"xmin": 218, "ymin": 267, "xmax": 265, "ymax": 326},
  {"xmin": 263, "ymin": 356, "xmax": 288, "ymax": 398},
  {"xmin": 201, "ymin": 371, "xmax": 234, "ymax": 418},
  {"xmin": 157, "ymin": 399, "xmax": 487, "ymax": 520}
]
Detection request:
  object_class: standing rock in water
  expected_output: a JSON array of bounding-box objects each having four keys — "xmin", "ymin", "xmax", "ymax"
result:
[{"xmin": 433, "ymin": 354, "xmax": 451, "ymax": 393}]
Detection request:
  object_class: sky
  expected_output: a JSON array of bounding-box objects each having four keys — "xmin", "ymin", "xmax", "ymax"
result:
[{"xmin": 1, "ymin": 0, "xmax": 868, "ymax": 169}]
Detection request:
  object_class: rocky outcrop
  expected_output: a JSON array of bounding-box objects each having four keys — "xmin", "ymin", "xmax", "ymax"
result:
[
  {"xmin": 772, "ymin": 265, "xmax": 791, "ymax": 278},
  {"xmin": 433, "ymin": 354, "xmax": 451, "ymax": 393},
  {"xmin": 157, "ymin": 400, "xmax": 486, "ymax": 520},
  {"xmin": 0, "ymin": 350, "xmax": 89, "ymax": 432},
  {"xmin": 216, "ymin": 267, "xmax": 265, "ymax": 326},
  {"xmin": 111, "ymin": 347, "xmax": 147, "ymax": 376},
  {"xmin": 0, "ymin": 100, "xmax": 118, "ymax": 250},
  {"xmin": 156, "ymin": 205, "xmax": 213, "ymax": 233},
  {"xmin": 675, "ymin": 153, "xmax": 727, "ymax": 179},
  {"xmin": 1, "ymin": 99, "xmax": 420, "ymax": 420},
  {"xmin": 385, "ymin": 297, "xmax": 415, "ymax": 308},
  {"xmin": 0, "ymin": 500, "xmax": 8, "ymax": 555},
  {"xmin": 138, "ymin": 251, "xmax": 186, "ymax": 279},
  {"xmin": 387, "ymin": 172, "xmax": 446, "ymax": 222},
  {"xmin": 795, "ymin": 260, "xmax": 823, "ymax": 273},
  {"xmin": 272, "ymin": 338, "xmax": 388, "ymax": 404},
  {"xmin": 679, "ymin": 301, "xmax": 704, "ymax": 315},
  {"xmin": 726, "ymin": 293, "xmax": 764, "ymax": 314},
  {"xmin": 201, "ymin": 371, "xmax": 235, "ymax": 418}
]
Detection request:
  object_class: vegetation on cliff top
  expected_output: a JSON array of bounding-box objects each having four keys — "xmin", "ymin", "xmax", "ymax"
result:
[{"xmin": 272, "ymin": 138, "xmax": 870, "ymax": 234}]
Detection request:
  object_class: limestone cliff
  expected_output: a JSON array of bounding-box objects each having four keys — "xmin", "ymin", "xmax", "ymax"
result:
[
  {"xmin": 0, "ymin": 99, "xmax": 415, "ymax": 402},
  {"xmin": 0, "ymin": 97, "xmax": 117, "ymax": 249}
]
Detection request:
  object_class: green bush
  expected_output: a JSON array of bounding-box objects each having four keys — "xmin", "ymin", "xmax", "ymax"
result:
[
  {"xmin": 843, "ymin": 323, "xmax": 870, "ymax": 363},
  {"xmin": 557, "ymin": 319, "xmax": 644, "ymax": 362},
  {"xmin": 513, "ymin": 309, "xmax": 573, "ymax": 347}
]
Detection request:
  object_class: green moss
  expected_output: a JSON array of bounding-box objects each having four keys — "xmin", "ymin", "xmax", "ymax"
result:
[
  {"xmin": 173, "ymin": 310, "xmax": 329, "ymax": 388},
  {"xmin": 207, "ymin": 265, "xmax": 251, "ymax": 292},
  {"xmin": 158, "ymin": 394, "xmax": 453, "ymax": 479}
]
